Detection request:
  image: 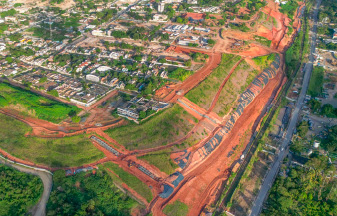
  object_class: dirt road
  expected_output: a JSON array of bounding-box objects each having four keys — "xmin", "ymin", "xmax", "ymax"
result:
[{"xmin": 0, "ymin": 156, "xmax": 53, "ymax": 216}]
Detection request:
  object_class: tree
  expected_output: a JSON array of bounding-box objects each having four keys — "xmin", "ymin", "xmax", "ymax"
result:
[
  {"xmin": 296, "ymin": 121, "xmax": 309, "ymax": 138},
  {"xmin": 139, "ymin": 111, "xmax": 146, "ymax": 119},
  {"xmin": 321, "ymin": 104, "xmax": 335, "ymax": 117},
  {"xmin": 208, "ymin": 39, "xmax": 216, "ymax": 45},
  {"xmin": 5, "ymin": 57, "xmax": 13, "ymax": 63},
  {"xmin": 309, "ymin": 99, "xmax": 321, "ymax": 113}
]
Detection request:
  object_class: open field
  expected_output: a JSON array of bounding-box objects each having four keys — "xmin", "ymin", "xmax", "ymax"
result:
[
  {"xmin": 252, "ymin": 53, "xmax": 276, "ymax": 70},
  {"xmin": 0, "ymin": 82, "xmax": 80, "ymax": 123},
  {"xmin": 214, "ymin": 60, "xmax": 259, "ymax": 117},
  {"xmin": 308, "ymin": 66, "xmax": 324, "ymax": 96},
  {"xmin": 0, "ymin": 113, "xmax": 104, "ymax": 167},
  {"xmin": 186, "ymin": 54, "xmax": 242, "ymax": 109},
  {"xmin": 0, "ymin": 164, "xmax": 43, "ymax": 215},
  {"xmin": 101, "ymin": 162, "xmax": 153, "ymax": 202},
  {"xmin": 105, "ymin": 105, "xmax": 195, "ymax": 150},
  {"xmin": 163, "ymin": 200, "xmax": 189, "ymax": 216},
  {"xmin": 138, "ymin": 150, "xmax": 178, "ymax": 175}
]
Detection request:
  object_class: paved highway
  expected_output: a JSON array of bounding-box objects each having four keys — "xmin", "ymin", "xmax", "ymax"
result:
[
  {"xmin": 249, "ymin": 0, "xmax": 321, "ymax": 215},
  {"xmin": 0, "ymin": 157, "xmax": 53, "ymax": 216}
]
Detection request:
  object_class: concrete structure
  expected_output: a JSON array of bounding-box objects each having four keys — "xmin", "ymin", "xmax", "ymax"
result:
[
  {"xmin": 86, "ymin": 74, "xmax": 100, "ymax": 82},
  {"xmin": 158, "ymin": 2, "xmax": 165, "ymax": 13}
]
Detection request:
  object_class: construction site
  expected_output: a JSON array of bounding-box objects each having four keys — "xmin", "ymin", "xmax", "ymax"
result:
[{"xmin": 0, "ymin": 0, "xmax": 307, "ymax": 215}]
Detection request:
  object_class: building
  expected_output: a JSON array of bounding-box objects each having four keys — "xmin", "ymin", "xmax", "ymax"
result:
[
  {"xmin": 92, "ymin": 30, "xmax": 106, "ymax": 36},
  {"xmin": 117, "ymin": 107, "xmax": 139, "ymax": 119},
  {"xmin": 5, "ymin": 16, "xmax": 17, "ymax": 22},
  {"xmin": 152, "ymin": 14, "xmax": 168, "ymax": 22},
  {"xmin": 86, "ymin": 74, "xmax": 100, "ymax": 82},
  {"xmin": 158, "ymin": 2, "xmax": 165, "ymax": 13}
]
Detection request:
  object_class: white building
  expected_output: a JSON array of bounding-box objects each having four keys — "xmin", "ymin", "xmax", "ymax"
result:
[
  {"xmin": 86, "ymin": 74, "xmax": 100, "ymax": 82},
  {"xmin": 152, "ymin": 14, "xmax": 168, "ymax": 22},
  {"xmin": 158, "ymin": 2, "xmax": 165, "ymax": 13},
  {"xmin": 92, "ymin": 30, "xmax": 106, "ymax": 36}
]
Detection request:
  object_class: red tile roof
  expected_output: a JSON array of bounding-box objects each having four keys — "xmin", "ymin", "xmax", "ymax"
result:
[{"xmin": 183, "ymin": 12, "xmax": 205, "ymax": 20}]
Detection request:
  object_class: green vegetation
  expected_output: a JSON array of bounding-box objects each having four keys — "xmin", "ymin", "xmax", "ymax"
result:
[
  {"xmin": 296, "ymin": 120, "xmax": 309, "ymax": 138},
  {"xmin": 254, "ymin": 35, "xmax": 272, "ymax": 47},
  {"xmin": 0, "ymin": 113, "xmax": 104, "ymax": 167},
  {"xmin": 319, "ymin": 0, "xmax": 337, "ymax": 23},
  {"xmin": 214, "ymin": 60, "xmax": 259, "ymax": 117},
  {"xmin": 0, "ymin": 8, "xmax": 16, "ymax": 18},
  {"xmin": 163, "ymin": 200, "xmax": 189, "ymax": 216},
  {"xmin": 47, "ymin": 170, "xmax": 138, "ymax": 215},
  {"xmin": 322, "ymin": 125, "xmax": 337, "ymax": 154},
  {"xmin": 168, "ymin": 68, "xmax": 193, "ymax": 81},
  {"xmin": 229, "ymin": 23, "xmax": 250, "ymax": 32},
  {"xmin": 262, "ymin": 156, "xmax": 337, "ymax": 215},
  {"xmin": 284, "ymin": 6, "xmax": 308, "ymax": 78},
  {"xmin": 186, "ymin": 54, "xmax": 241, "ymax": 109},
  {"xmin": 105, "ymin": 105, "xmax": 194, "ymax": 150},
  {"xmin": 253, "ymin": 53, "xmax": 276, "ymax": 70},
  {"xmin": 0, "ymin": 164, "xmax": 43, "ymax": 215},
  {"xmin": 139, "ymin": 151, "xmax": 178, "ymax": 175},
  {"xmin": 279, "ymin": 0, "xmax": 299, "ymax": 19},
  {"xmin": 101, "ymin": 162, "xmax": 153, "ymax": 202},
  {"xmin": 317, "ymin": 41, "xmax": 337, "ymax": 51},
  {"xmin": 308, "ymin": 66, "xmax": 324, "ymax": 97},
  {"xmin": 0, "ymin": 82, "xmax": 80, "ymax": 123}
]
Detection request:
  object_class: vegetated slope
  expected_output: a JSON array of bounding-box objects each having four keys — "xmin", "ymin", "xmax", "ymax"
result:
[
  {"xmin": 105, "ymin": 104, "xmax": 196, "ymax": 150},
  {"xmin": 138, "ymin": 150, "xmax": 178, "ymax": 175},
  {"xmin": 0, "ymin": 113, "xmax": 104, "ymax": 167},
  {"xmin": 186, "ymin": 54, "xmax": 242, "ymax": 110},
  {"xmin": 213, "ymin": 59, "xmax": 259, "ymax": 117},
  {"xmin": 101, "ymin": 162, "xmax": 153, "ymax": 202},
  {"xmin": 262, "ymin": 156, "xmax": 337, "ymax": 216},
  {"xmin": 0, "ymin": 164, "xmax": 43, "ymax": 215},
  {"xmin": 163, "ymin": 200, "xmax": 189, "ymax": 216},
  {"xmin": 0, "ymin": 82, "xmax": 81, "ymax": 123},
  {"xmin": 253, "ymin": 53, "xmax": 276, "ymax": 70},
  {"xmin": 47, "ymin": 170, "xmax": 139, "ymax": 216}
]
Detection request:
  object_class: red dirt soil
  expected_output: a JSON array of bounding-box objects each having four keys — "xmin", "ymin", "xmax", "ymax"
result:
[{"xmin": 150, "ymin": 58, "xmax": 286, "ymax": 216}]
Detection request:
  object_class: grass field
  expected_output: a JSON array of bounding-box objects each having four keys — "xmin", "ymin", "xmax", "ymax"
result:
[
  {"xmin": 308, "ymin": 66, "xmax": 324, "ymax": 97},
  {"xmin": 138, "ymin": 150, "xmax": 178, "ymax": 175},
  {"xmin": 101, "ymin": 162, "xmax": 153, "ymax": 202},
  {"xmin": 163, "ymin": 200, "xmax": 189, "ymax": 216},
  {"xmin": 0, "ymin": 82, "xmax": 80, "ymax": 123},
  {"xmin": 105, "ymin": 105, "xmax": 195, "ymax": 150},
  {"xmin": 252, "ymin": 53, "xmax": 276, "ymax": 70},
  {"xmin": 254, "ymin": 35, "xmax": 272, "ymax": 47},
  {"xmin": 0, "ymin": 113, "xmax": 104, "ymax": 167},
  {"xmin": 214, "ymin": 60, "xmax": 258, "ymax": 117},
  {"xmin": 186, "ymin": 54, "xmax": 242, "ymax": 109}
]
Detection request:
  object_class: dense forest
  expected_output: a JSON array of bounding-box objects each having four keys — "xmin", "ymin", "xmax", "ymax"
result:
[
  {"xmin": 262, "ymin": 155, "xmax": 337, "ymax": 215},
  {"xmin": 0, "ymin": 164, "xmax": 43, "ymax": 215},
  {"xmin": 47, "ymin": 170, "xmax": 138, "ymax": 215}
]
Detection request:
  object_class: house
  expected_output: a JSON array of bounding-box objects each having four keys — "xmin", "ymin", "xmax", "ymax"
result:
[
  {"xmin": 5, "ymin": 16, "xmax": 17, "ymax": 22},
  {"xmin": 92, "ymin": 30, "xmax": 106, "ymax": 36},
  {"xmin": 152, "ymin": 14, "xmax": 168, "ymax": 22}
]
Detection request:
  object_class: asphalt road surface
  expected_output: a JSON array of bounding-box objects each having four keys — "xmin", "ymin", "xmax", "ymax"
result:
[
  {"xmin": 249, "ymin": 0, "xmax": 322, "ymax": 215},
  {"xmin": 0, "ymin": 157, "xmax": 53, "ymax": 216}
]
